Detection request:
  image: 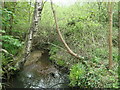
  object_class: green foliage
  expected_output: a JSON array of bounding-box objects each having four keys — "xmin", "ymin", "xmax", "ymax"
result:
[
  {"xmin": 69, "ymin": 63, "xmax": 118, "ymax": 88},
  {"xmin": 2, "ymin": 35, "xmax": 22, "ymax": 47},
  {"xmin": 2, "ymin": 2, "xmax": 33, "ymax": 39},
  {"xmin": 69, "ymin": 63, "xmax": 86, "ymax": 86},
  {"xmin": 9, "ymin": 66, "xmax": 17, "ymax": 71},
  {"xmin": 49, "ymin": 46, "xmax": 66, "ymax": 66},
  {"xmin": 92, "ymin": 48, "xmax": 108, "ymax": 58},
  {"xmin": 0, "ymin": 30, "xmax": 6, "ymax": 33},
  {"xmin": 113, "ymin": 47, "xmax": 118, "ymax": 61},
  {"xmin": 2, "ymin": 53, "xmax": 13, "ymax": 66},
  {"xmin": 2, "ymin": 8, "xmax": 13, "ymax": 27},
  {"xmin": 1, "ymin": 1, "xmax": 119, "ymax": 88},
  {"xmin": 49, "ymin": 46, "xmax": 59, "ymax": 55},
  {"xmin": 1, "ymin": 2, "xmax": 33, "ymax": 80},
  {"xmin": 92, "ymin": 56, "xmax": 101, "ymax": 63},
  {"xmin": 98, "ymin": 69, "xmax": 118, "ymax": 88},
  {"xmin": 69, "ymin": 64, "xmax": 102, "ymax": 88},
  {"xmin": 1, "ymin": 31, "xmax": 22, "ymax": 71},
  {"xmin": 1, "ymin": 31, "xmax": 22, "ymax": 75},
  {"xmin": 43, "ymin": 2, "xmax": 118, "ymax": 88},
  {"xmin": 1, "ymin": 35, "xmax": 22, "ymax": 55}
]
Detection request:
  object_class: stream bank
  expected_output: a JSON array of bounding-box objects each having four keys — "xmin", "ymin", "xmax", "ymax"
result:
[{"xmin": 3, "ymin": 50, "xmax": 70, "ymax": 89}]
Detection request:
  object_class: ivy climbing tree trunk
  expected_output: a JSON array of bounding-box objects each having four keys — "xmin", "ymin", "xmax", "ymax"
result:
[
  {"xmin": 108, "ymin": 2, "xmax": 113, "ymax": 69},
  {"xmin": 50, "ymin": 0, "xmax": 84, "ymax": 60},
  {"xmin": 15, "ymin": 0, "xmax": 43, "ymax": 70}
]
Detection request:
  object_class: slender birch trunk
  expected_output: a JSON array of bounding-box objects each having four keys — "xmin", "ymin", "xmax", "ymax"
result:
[{"xmin": 16, "ymin": 0, "xmax": 43, "ymax": 70}]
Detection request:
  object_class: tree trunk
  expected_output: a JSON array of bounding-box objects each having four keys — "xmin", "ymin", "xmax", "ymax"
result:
[
  {"xmin": 15, "ymin": 0, "xmax": 43, "ymax": 70},
  {"xmin": 118, "ymin": 2, "xmax": 120, "ymax": 61},
  {"xmin": 50, "ymin": 0, "xmax": 84, "ymax": 60},
  {"xmin": 2, "ymin": 2, "xmax": 7, "ymax": 32},
  {"xmin": 108, "ymin": 2, "xmax": 113, "ymax": 69},
  {"xmin": 118, "ymin": 1, "xmax": 120, "ymax": 84},
  {"xmin": 29, "ymin": 0, "xmax": 31, "ymax": 23}
]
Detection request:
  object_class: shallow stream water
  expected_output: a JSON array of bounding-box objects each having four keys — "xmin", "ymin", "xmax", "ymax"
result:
[{"xmin": 8, "ymin": 50, "xmax": 69, "ymax": 88}]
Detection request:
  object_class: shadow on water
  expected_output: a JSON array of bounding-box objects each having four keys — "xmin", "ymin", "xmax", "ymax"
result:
[{"xmin": 8, "ymin": 50, "xmax": 69, "ymax": 88}]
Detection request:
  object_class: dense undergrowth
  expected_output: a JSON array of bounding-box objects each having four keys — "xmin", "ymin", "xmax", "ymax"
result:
[
  {"xmin": 44, "ymin": 2, "xmax": 119, "ymax": 88},
  {"xmin": 1, "ymin": 1, "xmax": 119, "ymax": 88}
]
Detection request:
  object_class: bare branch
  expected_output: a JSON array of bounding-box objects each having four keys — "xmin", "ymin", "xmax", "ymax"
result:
[
  {"xmin": 50, "ymin": 0, "xmax": 84, "ymax": 60},
  {"xmin": 0, "ymin": 49, "xmax": 15, "ymax": 60}
]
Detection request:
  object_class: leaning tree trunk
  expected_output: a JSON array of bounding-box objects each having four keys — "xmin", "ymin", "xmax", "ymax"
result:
[
  {"xmin": 15, "ymin": 0, "xmax": 43, "ymax": 70},
  {"xmin": 50, "ymin": 0, "xmax": 84, "ymax": 60},
  {"xmin": 108, "ymin": 2, "xmax": 113, "ymax": 69}
]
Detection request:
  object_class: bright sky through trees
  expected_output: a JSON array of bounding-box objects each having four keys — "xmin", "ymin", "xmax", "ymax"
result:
[{"xmin": 46, "ymin": 0, "xmax": 77, "ymax": 6}]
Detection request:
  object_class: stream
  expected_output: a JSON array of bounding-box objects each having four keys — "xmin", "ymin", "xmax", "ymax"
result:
[{"xmin": 7, "ymin": 50, "xmax": 69, "ymax": 88}]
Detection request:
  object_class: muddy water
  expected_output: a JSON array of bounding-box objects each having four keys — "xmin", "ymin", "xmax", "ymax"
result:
[{"xmin": 10, "ymin": 50, "xmax": 69, "ymax": 88}]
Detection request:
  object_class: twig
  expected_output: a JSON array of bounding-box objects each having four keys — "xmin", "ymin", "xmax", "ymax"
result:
[
  {"xmin": 50, "ymin": 82, "xmax": 68, "ymax": 88},
  {"xmin": 0, "ymin": 49, "xmax": 15, "ymax": 61},
  {"xmin": 47, "ymin": 42, "xmax": 67, "ymax": 52}
]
